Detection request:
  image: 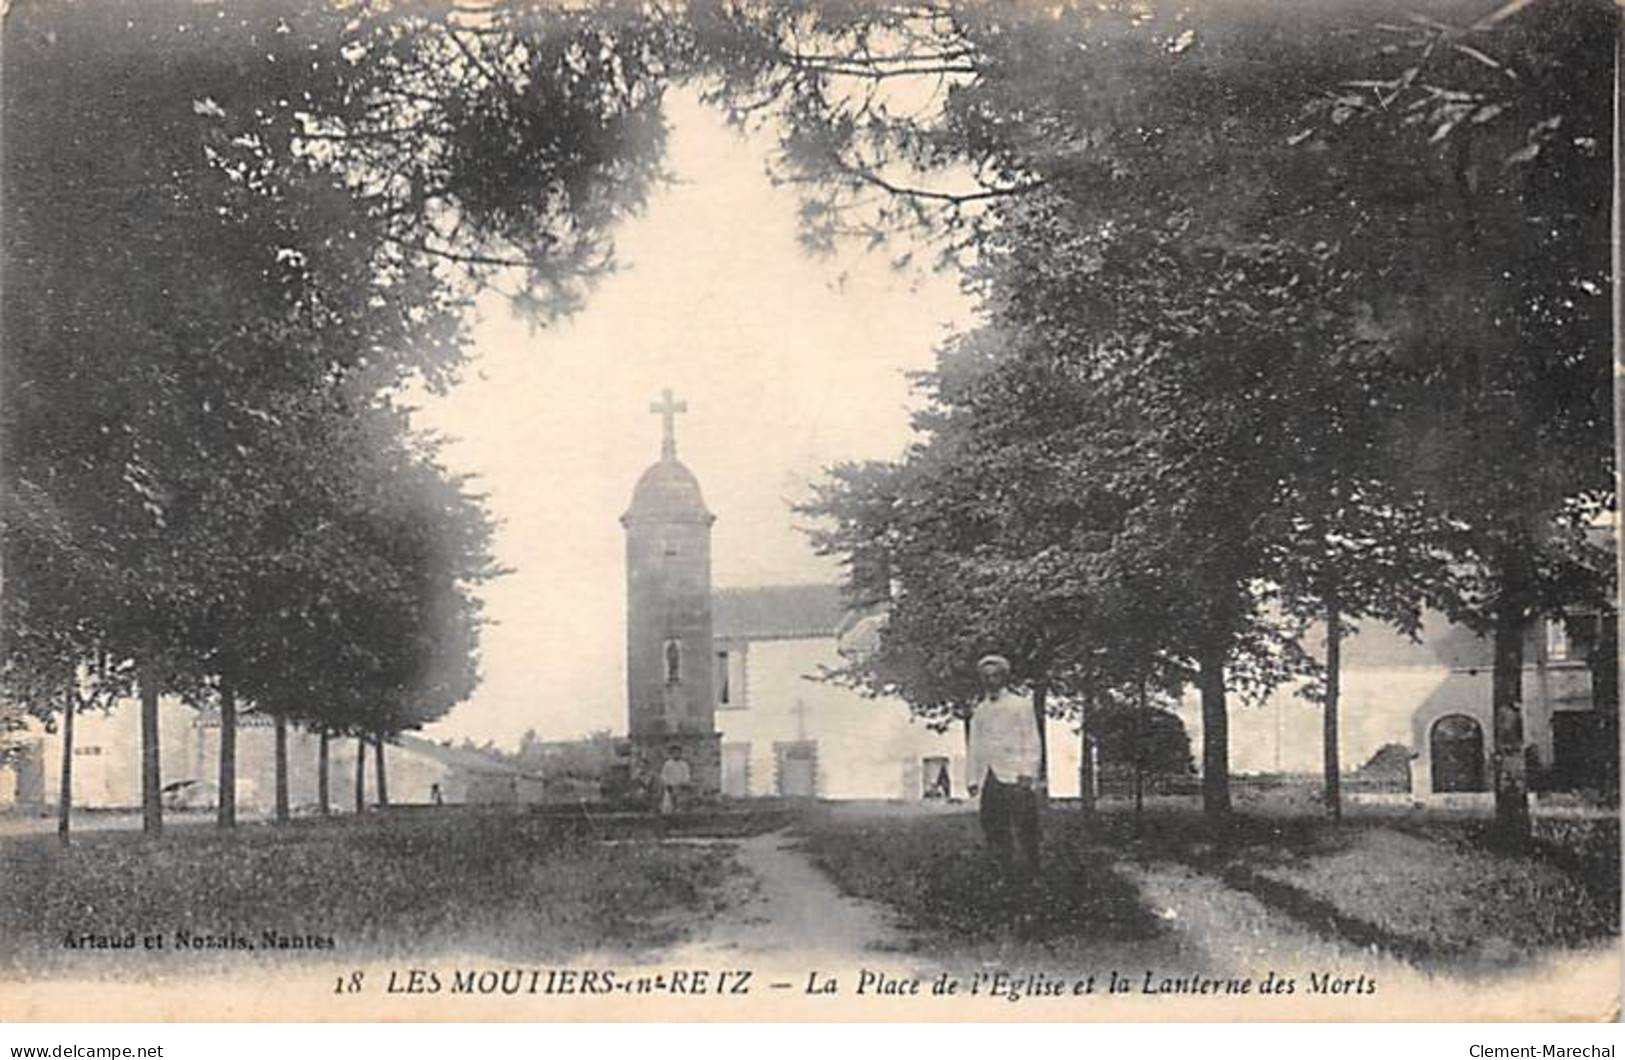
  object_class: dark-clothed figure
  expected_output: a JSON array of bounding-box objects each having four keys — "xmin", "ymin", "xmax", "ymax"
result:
[{"xmin": 967, "ymin": 654, "xmax": 1043, "ymax": 878}]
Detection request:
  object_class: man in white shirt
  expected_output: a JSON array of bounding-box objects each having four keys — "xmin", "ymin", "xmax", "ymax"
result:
[
  {"xmin": 967, "ymin": 654, "xmax": 1043, "ymax": 878},
  {"xmin": 659, "ymin": 746, "xmax": 691, "ymax": 815}
]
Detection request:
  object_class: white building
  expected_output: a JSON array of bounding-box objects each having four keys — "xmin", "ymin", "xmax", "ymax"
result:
[
  {"xmin": 0, "ymin": 701, "xmax": 542, "ymax": 814},
  {"xmin": 711, "ymin": 584, "xmax": 1084, "ymax": 800},
  {"xmin": 709, "ymin": 584, "xmax": 1615, "ymax": 802},
  {"xmin": 1188, "ymin": 610, "xmax": 1615, "ymax": 796}
]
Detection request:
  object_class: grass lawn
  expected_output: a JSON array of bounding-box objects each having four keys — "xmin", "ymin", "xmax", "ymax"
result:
[
  {"xmin": 794, "ymin": 802, "xmax": 1620, "ymax": 973},
  {"xmin": 0, "ymin": 805, "xmax": 785, "ymax": 978},
  {"xmin": 7, "ymin": 798, "xmax": 1614, "ymax": 983},
  {"xmin": 794, "ymin": 808, "xmax": 1161, "ymax": 950},
  {"xmin": 1122, "ymin": 809, "xmax": 1618, "ymax": 969}
]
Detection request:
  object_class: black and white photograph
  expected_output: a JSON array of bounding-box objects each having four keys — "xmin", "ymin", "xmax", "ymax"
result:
[{"xmin": 0, "ymin": 0, "xmax": 1619, "ymax": 1026}]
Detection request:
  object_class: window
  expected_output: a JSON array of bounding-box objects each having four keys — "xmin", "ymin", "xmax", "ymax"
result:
[
  {"xmin": 1546, "ymin": 617, "xmax": 1571, "ymax": 662},
  {"xmin": 716, "ymin": 645, "xmax": 747, "ymax": 710},
  {"xmin": 664, "ymin": 639, "xmax": 681, "ymax": 684}
]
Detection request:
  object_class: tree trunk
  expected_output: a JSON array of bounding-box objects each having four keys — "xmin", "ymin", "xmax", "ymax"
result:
[
  {"xmin": 139, "ymin": 662, "xmax": 162, "ymax": 835},
  {"xmin": 961, "ymin": 714, "xmax": 971, "ymax": 791},
  {"xmin": 317, "ymin": 731, "xmax": 330, "ymax": 816},
  {"xmin": 1324, "ymin": 598, "xmax": 1343, "ymax": 820},
  {"xmin": 1613, "ymin": 23, "xmax": 1625, "ymax": 818},
  {"xmin": 217, "ymin": 684, "xmax": 236, "ymax": 829},
  {"xmin": 1030, "ymin": 679, "xmax": 1048, "ymax": 784},
  {"xmin": 1491, "ymin": 573, "xmax": 1533, "ymax": 847},
  {"xmin": 274, "ymin": 712, "xmax": 290, "ymax": 824},
  {"xmin": 58, "ymin": 679, "xmax": 76, "ymax": 846},
  {"xmin": 1133, "ymin": 674, "xmax": 1146, "ymax": 815},
  {"xmin": 1077, "ymin": 680, "xmax": 1095, "ymax": 815},
  {"xmin": 354, "ymin": 736, "xmax": 366, "ymax": 815},
  {"xmin": 1196, "ymin": 643, "xmax": 1231, "ymax": 819},
  {"xmin": 373, "ymin": 734, "xmax": 389, "ymax": 807}
]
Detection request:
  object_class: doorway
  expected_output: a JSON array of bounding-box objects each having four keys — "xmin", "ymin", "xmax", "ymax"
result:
[
  {"xmin": 1430, "ymin": 714, "xmax": 1485, "ymax": 793},
  {"xmin": 776, "ymin": 741, "xmax": 817, "ymax": 797},
  {"xmin": 720, "ymin": 742, "xmax": 750, "ymax": 797},
  {"xmin": 921, "ymin": 756, "xmax": 951, "ymax": 799}
]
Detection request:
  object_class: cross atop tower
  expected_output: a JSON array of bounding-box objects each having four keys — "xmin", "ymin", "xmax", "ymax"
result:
[{"xmin": 650, "ymin": 386, "xmax": 687, "ymax": 459}]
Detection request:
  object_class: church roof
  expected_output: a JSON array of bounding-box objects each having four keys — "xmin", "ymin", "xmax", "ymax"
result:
[
  {"xmin": 624, "ymin": 456, "xmax": 711, "ymax": 522},
  {"xmin": 714, "ymin": 584, "xmax": 846, "ymax": 641},
  {"xmin": 396, "ymin": 734, "xmax": 542, "ymax": 778},
  {"xmin": 193, "ymin": 707, "xmax": 278, "ymax": 729},
  {"xmin": 624, "ymin": 387, "xmax": 712, "ymax": 523}
]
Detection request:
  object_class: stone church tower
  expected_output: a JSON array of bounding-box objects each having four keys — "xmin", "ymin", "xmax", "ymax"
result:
[{"xmin": 620, "ymin": 388, "xmax": 720, "ymax": 794}]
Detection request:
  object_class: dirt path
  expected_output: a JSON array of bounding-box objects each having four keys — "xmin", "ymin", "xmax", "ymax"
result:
[
  {"xmin": 632, "ymin": 828, "xmax": 1422, "ymax": 1017},
  {"xmin": 649, "ymin": 827, "xmax": 1406, "ymax": 982},
  {"xmin": 1115, "ymin": 858, "xmax": 1412, "ymax": 985},
  {"xmin": 1113, "ymin": 859, "xmax": 1617, "ymax": 1019},
  {"xmin": 617, "ymin": 828, "xmax": 1618, "ymax": 1019},
  {"xmin": 653, "ymin": 829, "xmax": 909, "ymax": 971},
  {"xmin": 7, "ymin": 818, "xmax": 1611, "ymax": 1021}
]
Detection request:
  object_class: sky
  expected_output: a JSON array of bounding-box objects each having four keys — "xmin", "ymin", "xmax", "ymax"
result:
[
  {"xmin": 410, "ymin": 93, "xmax": 976, "ymax": 748},
  {"xmin": 398, "ymin": 91, "xmax": 1423, "ymax": 775}
]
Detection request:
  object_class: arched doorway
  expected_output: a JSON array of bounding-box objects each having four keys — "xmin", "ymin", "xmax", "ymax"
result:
[{"xmin": 1430, "ymin": 714, "xmax": 1485, "ymax": 793}]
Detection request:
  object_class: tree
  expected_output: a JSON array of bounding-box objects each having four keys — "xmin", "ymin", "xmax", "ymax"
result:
[
  {"xmin": 957, "ymin": 167, "xmax": 1382, "ymax": 820},
  {"xmin": 803, "ymin": 329, "xmax": 1132, "ymax": 788},
  {"xmin": 1265, "ymin": 369, "xmax": 1462, "ymax": 819},
  {"xmin": 714, "ymin": 1, "xmax": 1613, "ymax": 832},
  {"xmin": 4, "ymin": 0, "xmax": 675, "ymax": 833},
  {"xmin": 0, "ymin": 651, "xmax": 133, "ymax": 845},
  {"xmin": 1, "ymin": 0, "xmax": 429, "ymax": 831},
  {"xmin": 804, "ymin": 323, "xmax": 1243, "ymax": 810},
  {"xmin": 223, "ymin": 414, "xmax": 495, "ymax": 819},
  {"xmin": 1294, "ymin": 0, "xmax": 1615, "ymax": 842},
  {"xmin": 1354, "ymin": 743, "xmax": 1415, "ymax": 790},
  {"xmin": 355, "ymin": 736, "xmax": 368, "ymax": 815},
  {"xmin": 1085, "ymin": 696, "xmax": 1195, "ymax": 779},
  {"xmin": 722, "ymin": 3, "xmax": 1369, "ymax": 818}
]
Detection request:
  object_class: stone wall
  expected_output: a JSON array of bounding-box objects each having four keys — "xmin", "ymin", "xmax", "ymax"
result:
[{"xmin": 630, "ymin": 731, "xmax": 720, "ymax": 803}]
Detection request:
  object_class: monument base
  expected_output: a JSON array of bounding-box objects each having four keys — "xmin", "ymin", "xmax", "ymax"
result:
[{"xmin": 629, "ymin": 731, "xmax": 721, "ymax": 805}]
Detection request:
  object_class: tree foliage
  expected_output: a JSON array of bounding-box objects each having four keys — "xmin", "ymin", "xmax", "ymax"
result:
[
  {"xmin": 1, "ymin": 0, "xmax": 675, "ymax": 829},
  {"xmin": 1, "ymin": 0, "xmax": 1610, "ymax": 847},
  {"xmin": 762, "ymin": 0, "xmax": 1613, "ymax": 831}
]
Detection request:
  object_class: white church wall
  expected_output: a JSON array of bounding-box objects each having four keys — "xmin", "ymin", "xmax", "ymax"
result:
[
  {"xmin": 1172, "ymin": 656, "xmax": 1580, "ymax": 785},
  {"xmin": 1173, "ymin": 675, "xmax": 1407, "ymax": 778},
  {"xmin": 379, "ymin": 747, "xmax": 455, "ymax": 806},
  {"xmin": 714, "ymin": 636, "xmax": 1085, "ymax": 800},
  {"xmin": 26, "ymin": 699, "xmax": 411, "ymax": 813},
  {"xmin": 1040, "ymin": 718, "xmax": 1083, "ymax": 799},
  {"xmin": 37, "ymin": 696, "xmax": 202, "ymax": 809},
  {"xmin": 1174, "ymin": 669, "xmax": 1439, "ymax": 779},
  {"xmin": 715, "ymin": 637, "xmax": 959, "ymax": 799},
  {"xmin": 1166, "ymin": 613, "xmax": 1592, "ymax": 787}
]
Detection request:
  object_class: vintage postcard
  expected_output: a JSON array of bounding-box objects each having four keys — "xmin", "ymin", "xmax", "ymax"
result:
[{"xmin": 1, "ymin": 0, "xmax": 1619, "ymax": 1024}]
